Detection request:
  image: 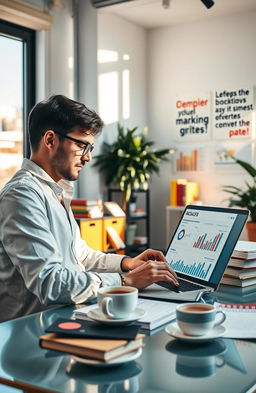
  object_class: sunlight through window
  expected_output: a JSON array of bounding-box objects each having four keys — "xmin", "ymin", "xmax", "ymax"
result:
[
  {"xmin": 98, "ymin": 72, "xmax": 118, "ymax": 125},
  {"xmin": 0, "ymin": 35, "xmax": 23, "ymax": 189},
  {"xmin": 123, "ymin": 54, "xmax": 130, "ymax": 61},
  {"xmin": 122, "ymin": 69, "xmax": 130, "ymax": 119},
  {"xmin": 98, "ymin": 49, "xmax": 118, "ymax": 64}
]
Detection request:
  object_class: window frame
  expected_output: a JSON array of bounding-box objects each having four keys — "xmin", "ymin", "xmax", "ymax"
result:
[{"xmin": 0, "ymin": 19, "xmax": 36, "ymax": 157}]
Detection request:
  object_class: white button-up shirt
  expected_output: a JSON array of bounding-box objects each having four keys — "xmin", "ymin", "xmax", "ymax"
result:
[{"xmin": 0, "ymin": 159, "xmax": 123, "ymax": 321}]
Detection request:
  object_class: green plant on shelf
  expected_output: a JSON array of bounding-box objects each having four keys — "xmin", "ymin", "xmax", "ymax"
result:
[{"xmin": 93, "ymin": 123, "xmax": 174, "ymax": 206}]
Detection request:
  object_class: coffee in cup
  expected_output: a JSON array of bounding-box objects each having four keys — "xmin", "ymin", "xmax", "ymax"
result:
[
  {"xmin": 97, "ymin": 286, "xmax": 138, "ymax": 319},
  {"xmin": 176, "ymin": 302, "xmax": 226, "ymax": 336}
]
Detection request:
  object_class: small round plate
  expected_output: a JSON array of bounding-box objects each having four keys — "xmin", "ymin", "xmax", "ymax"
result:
[
  {"xmin": 87, "ymin": 307, "xmax": 146, "ymax": 325},
  {"xmin": 165, "ymin": 323, "xmax": 227, "ymax": 343},
  {"xmin": 71, "ymin": 347, "xmax": 143, "ymax": 367}
]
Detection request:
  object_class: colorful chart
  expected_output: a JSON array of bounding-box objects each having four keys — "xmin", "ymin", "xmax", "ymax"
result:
[
  {"xmin": 176, "ymin": 149, "xmax": 198, "ymax": 171},
  {"xmin": 193, "ymin": 232, "xmax": 223, "ymax": 252},
  {"xmin": 177, "ymin": 229, "xmax": 185, "ymax": 240},
  {"xmin": 169, "ymin": 259, "xmax": 212, "ymax": 280}
]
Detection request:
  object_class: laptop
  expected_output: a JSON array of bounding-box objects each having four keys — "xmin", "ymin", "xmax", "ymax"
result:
[{"xmin": 139, "ymin": 205, "xmax": 249, "ymax": 302}]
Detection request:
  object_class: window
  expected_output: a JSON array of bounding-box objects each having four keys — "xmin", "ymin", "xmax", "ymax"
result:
[
  {"xmin": 0, "ymin": 20, "xmax": 35, "ymax": 189},
  {"xmin": 98, "ymin": 49, "xmax": 130, "ymax": 125}
]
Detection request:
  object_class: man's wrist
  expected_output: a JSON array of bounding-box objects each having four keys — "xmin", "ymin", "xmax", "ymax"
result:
[
  {"xmin": 120, "ymin": 256, "xmax": 131, "ymax": 272},
  {"xmin": 119, "ymin": 273, "xmax": 127, "ymax": 286}
]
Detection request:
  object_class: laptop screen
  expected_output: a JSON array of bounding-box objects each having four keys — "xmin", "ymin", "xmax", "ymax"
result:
[{"xmin": 165, "ymin": 205, "xmax": 249, "ymax": 289}]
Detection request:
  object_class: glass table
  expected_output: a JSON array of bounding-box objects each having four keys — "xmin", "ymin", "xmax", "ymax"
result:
[{"xmin": 0, "ymin": 286, "xmax": 256, "ymax": 393}]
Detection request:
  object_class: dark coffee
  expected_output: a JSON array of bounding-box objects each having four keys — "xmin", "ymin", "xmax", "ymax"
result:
[
  {"xmin": 103, "ymin": 288, "xmax": 135, "ymax": 295},
  {"xmin": 180, "ymin": 305, "xmax": 213, "ymax": 313}
]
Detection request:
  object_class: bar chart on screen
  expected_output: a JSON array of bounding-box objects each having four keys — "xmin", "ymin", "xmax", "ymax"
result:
[
  {"xmin": 193, "ymin": 232, "xmax": 224, "ymax": 252},
  {"xmin": 169, "ymin": 259, "xmax": 212, "ymax": 280}
]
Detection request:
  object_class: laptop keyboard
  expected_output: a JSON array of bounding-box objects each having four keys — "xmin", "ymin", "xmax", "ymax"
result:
[{"xmin": 157, "ymin": 279, "xmax": 203, "ymax": 292}]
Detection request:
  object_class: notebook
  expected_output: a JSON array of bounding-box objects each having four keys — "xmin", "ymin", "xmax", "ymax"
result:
[{"xmin": 140, "ymin": 205, "xmax": 249, "ymax": 302}]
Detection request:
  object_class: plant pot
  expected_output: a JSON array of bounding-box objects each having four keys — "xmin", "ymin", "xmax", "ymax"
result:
[{"xmin": 246, "ymin": 222, "xmax": 256, "ymax": 241}]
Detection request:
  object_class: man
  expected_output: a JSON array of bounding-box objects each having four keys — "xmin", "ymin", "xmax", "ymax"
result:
[{"xmin": 0, "ymin": 95, "xmax": 178, "ymax": 322}]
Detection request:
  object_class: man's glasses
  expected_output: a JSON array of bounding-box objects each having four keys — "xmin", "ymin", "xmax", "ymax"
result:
[{"xmin": 53, "ymin": 130, "xmax": 94, "ymax": 156}]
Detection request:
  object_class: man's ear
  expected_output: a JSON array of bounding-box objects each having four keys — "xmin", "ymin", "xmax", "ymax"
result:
[{"xmin": 43, "ymin": 130, "xmax": 56, "ymax": 150}]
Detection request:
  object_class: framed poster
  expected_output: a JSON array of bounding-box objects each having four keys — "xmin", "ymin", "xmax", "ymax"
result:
[
  {"xmin": 214, "ymin": 142, "xmax": 253, "ymax": 169},
  {"xmin": 173, "ymin": 144, "xmax": 209, "ymax": 172},
  {"xmin": 213, "ymin": 87, "xmax": 253, "ymax": 140},
  {"xmin": 173, "ymin": 92, "xmax": 211, "ymax": 142}
]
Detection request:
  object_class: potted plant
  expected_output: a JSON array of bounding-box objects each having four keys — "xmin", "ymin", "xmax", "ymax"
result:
[
  {"xmin": 222, "ymin": 157, "xmax": 256, "ymax": 240},
  {"xmin": 93, "ymin": 123, "xmax": 173, "ymax": 210}
]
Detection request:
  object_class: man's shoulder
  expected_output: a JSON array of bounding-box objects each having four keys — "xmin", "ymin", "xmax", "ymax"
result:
[{"xmin": 0, "ymin": 169, "xmax": 43, "ymax": 199}]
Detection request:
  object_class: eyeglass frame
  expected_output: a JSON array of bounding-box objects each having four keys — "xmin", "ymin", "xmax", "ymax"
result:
[{"xmin": 53, "ymin": 130, "xmax": 94, "ymax": 156}]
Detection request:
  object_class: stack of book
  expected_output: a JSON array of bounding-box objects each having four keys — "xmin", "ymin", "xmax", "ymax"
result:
[
  {"xmin": 71, "ymin": 199, "xmax": 103, "ymax": 219},
  {"xmin": 39, "ymin": 318, "xmax": 144, "ymax": 364},
  {"xmin": 170, "ymin": 179, "xmax": 199, "ymax": 206},
  {"xmin": 40, "ymin": 333, "xmax": 143, "ymax": 363},
  {"xmin": 221, "ymin": 241, "xmax": 256, "ymax": 287}
]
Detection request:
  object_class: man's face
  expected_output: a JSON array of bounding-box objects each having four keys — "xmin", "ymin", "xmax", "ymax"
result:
[{"xmin": 51, "ymin": 126, "xmax": 95, "ymax": 182}]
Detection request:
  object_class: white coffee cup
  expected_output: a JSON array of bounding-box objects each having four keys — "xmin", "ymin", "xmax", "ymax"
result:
[
  {"xmin": 176, "ymin": 302, "xmax": 226, "ymax": 336},
  {"xmin": 97, "ymin": 286, "xmax": 138, "ymax": 319}
]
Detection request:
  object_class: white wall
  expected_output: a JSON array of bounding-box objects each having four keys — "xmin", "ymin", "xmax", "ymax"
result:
[
  {"xmin": 36, "ymin": 0, "xmax": 74, "ymax": 100},
  {"xmin": 97, "ymin": 13, "xmax": 147, "ymax": 140},
  {"xmin": 148, "ymin": 12, "xmax": 256, "ymax": 249},
  {"xmin": 97, "ymin": 12, "xmax": 148, "ymax": 198}
]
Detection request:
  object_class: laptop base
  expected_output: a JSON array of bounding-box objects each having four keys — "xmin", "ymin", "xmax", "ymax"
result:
[{"xmin": 139, "ymin": 284, "xmax": 213, "ymax": 302}]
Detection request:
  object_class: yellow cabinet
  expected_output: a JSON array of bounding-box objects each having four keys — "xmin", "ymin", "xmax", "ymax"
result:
[
  {"xmin": 103, "ymin": 217, "xmax": 125, "ymax": 253},
  {"xmin": 80, "ymin": 218, "xmax": 103, "ymax": 251}
]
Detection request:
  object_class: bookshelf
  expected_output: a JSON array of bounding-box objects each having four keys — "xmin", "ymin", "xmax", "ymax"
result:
[{"xmin": 108, "ymin": 188, "xmax": 150, "ymax": 256}]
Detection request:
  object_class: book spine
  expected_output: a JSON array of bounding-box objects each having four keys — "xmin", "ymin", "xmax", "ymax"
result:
[
  {"xmin": 71, "ymin": 209, "xmax": 90, "ymax": 214},
  {"xmin": 71, "ymin": 199, "xmax": 102, "ymax": 206},
  {"xmin": 176, "ymin": 184, "xmax": 184, "ymax": 206},
  {"xmin": 73, "ymin": 214, "xmax": 91, "ymax": 218},
  {"xmin": 170, "ymin": 180, "xmax": 177, "ymax": 206}
]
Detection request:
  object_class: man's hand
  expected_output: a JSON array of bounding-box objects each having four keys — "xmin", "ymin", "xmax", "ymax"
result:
[
  {"xmin": 120, "ymin": 248, "xmax": 179, "ymax": 289},
  {"xmin": 121, "ymin": 248, "xmax": 167, "ymax": 271},
  {"xmin": 121, "ymin": 260, "xmax": 179, "ymax": 289}
]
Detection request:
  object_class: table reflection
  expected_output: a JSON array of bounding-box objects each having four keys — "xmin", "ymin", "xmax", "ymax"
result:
[
  {"xmin": 66, "ymin": 359, "xmax": 142, "ymax": 393},
  {"xmin": 166, "ymin": 339, "xmax": 227, "ymax": 378}
]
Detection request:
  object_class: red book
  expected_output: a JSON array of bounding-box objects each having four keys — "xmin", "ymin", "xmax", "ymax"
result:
[
  {"xmin": 71, "ymin": 199, "xmax": 102, "ymax": 206},
  {"xmin": 177, "ymin": 184, "xmax": 184, "ymax": 206}
]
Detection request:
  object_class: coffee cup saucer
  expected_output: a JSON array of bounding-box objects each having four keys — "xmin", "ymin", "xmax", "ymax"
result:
[
  {"xmin": 87, "ymin": 307, "xmax": 146, "ymax": 325},
  {"xmin": 165, "ymin": 323, "xmax": 227, "ymax": 343}
]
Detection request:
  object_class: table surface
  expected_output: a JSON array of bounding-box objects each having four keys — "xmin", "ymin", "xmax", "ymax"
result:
[{"xmin": 1, "ymin": 286, "xmax": 256, "ymax": 393}]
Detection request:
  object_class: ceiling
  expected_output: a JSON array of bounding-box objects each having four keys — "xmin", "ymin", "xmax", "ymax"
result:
[{"xmin": 99, "ymin": 0, "xmax": 256, "ymax": 29}]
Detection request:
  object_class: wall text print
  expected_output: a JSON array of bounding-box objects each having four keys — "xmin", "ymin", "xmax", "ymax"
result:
[
  {"xmin": 213, "ymin": 88, "xmax": 253, "ymax": 140},
  {"xmin": 174, "ymin": 93, "xmax": 211, "ymax": 141}
]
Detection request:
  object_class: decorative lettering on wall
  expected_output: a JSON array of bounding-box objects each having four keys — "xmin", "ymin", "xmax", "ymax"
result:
[
  {"xmin": 213, "ymin": 88, "xmax": 253, "ymax": 139},
  {"xmin": 174, "ymin": 93, "xmax": 211, "ymax": 141}
]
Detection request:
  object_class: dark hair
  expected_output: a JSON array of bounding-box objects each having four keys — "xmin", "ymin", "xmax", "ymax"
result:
[{"xmin": 28, "ymin": 95, "xmax": 104, "ymax": 151}]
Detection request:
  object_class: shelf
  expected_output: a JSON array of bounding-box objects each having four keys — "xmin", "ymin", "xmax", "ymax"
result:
[
  {"xmin": 108, "ymin": 188, "xmax": 150, "ymax": 252},
  {"xmin": 128, "ymin": 214, "xmax": 147, "ymax": 220}
]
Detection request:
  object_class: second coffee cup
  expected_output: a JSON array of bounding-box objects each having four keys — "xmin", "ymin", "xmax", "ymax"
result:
[
  {"xmin": 176, "ymin": 302, "xmax": 226, "ymax": 336},
  {"xmin": 97, "ymin": 286, "xmax": 138, "ymax": 319}
]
